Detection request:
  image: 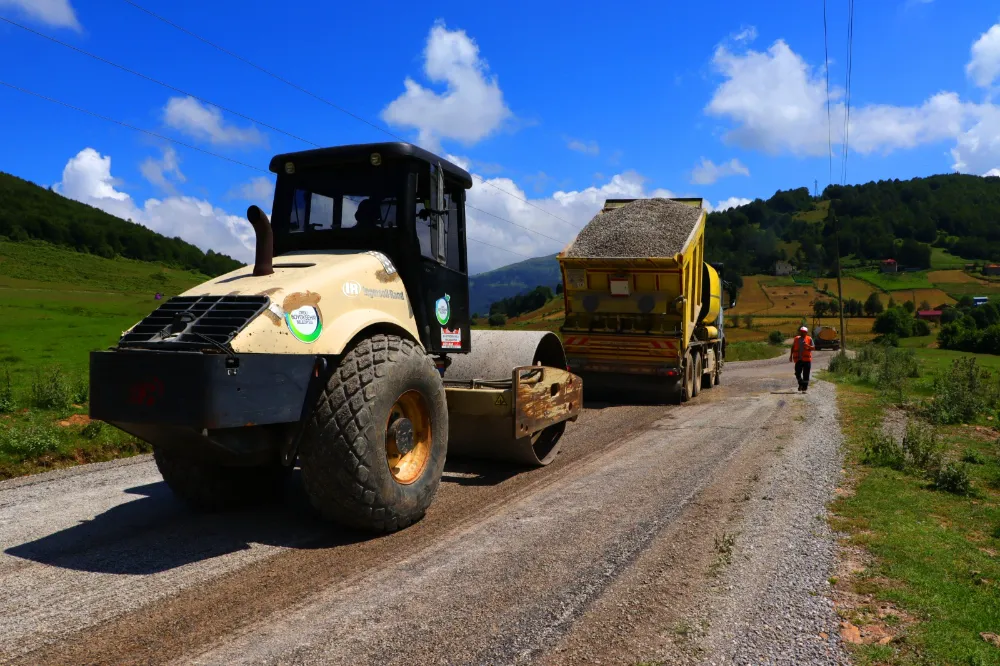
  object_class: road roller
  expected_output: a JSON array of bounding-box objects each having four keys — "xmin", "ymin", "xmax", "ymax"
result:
[{"xmin": 88, "ymin": 142, "xmax": 582, "ymax": 533}]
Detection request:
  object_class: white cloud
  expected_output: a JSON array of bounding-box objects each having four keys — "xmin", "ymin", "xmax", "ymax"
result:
[
  {"xmin": 464, "ymin": 169, "xmax": 676, "ymax": 273},
  {"xmin": 985, "ymin": 168, "xmax": 1000, "ymax": 177},
  {"xmin": 951, "ymin": 104, "xmax": 1000, "ymax": 174},
  {"xmin": 732, "ymin": 26, "xmax": 758, "ymax": 43},
  {"xmin": 381, "ymin": 20, "xmax": 512, "ymax": 150},
  {"xmin": 705, "ymin": 37, "xmax": 978, "ymax": 163},
  {"xmin": 967, "ymin": 23, "xmax": 1000, "ymax": 89},
  {"xmin": 55, "ymin": 148, "xmax": 253, "ymax": 263},
  {"xmin": 0, "ymin": 0, "xmax": 80, "ymax": 30},
  {"xmin": 140, "ymin": 146, "xmax": 186, "ymax": 194},
  {"xmin": 228, "ymin": 175, "xmax": 275, "ymax": 203},
  {"xmin": 163, "ymin": 96, "xmax": 264, "ymax": 146},
  {"xmin": 706, "ymin": 197, "xmax": 752, "ymax": 212},
  {"xmin": 690, "ymin": 157, "xmax": 750, "ymax": 184},
  {"xmin": 566, "ymin": 138, "xmax": 600, "ymax": 155}
]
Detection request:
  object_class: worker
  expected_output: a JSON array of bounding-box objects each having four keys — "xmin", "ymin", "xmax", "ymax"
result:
[{"xmin": 790, "ymin": 325, "xmax": 815, "ymax": 392}]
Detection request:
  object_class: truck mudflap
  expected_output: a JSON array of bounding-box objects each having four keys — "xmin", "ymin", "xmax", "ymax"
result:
[
  {"xmin": 89, "ymin": 349, "xmax": 317, "ymax": 430},
  {"xmin": 444, "ymin": 365, "xmax": 582, "ymax": 467}
]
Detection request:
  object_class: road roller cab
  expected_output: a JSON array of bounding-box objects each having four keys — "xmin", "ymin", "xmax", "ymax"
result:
[{"xmin": 89, "ymin": 142, "xmax": 582, "ymax": 534}]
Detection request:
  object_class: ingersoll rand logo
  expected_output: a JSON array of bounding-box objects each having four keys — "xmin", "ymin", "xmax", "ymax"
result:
[{"xmin": 342, "ymin": 281, "xmax": 361, "ymax": 297}]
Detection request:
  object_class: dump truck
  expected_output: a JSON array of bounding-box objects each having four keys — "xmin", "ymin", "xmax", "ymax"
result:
[
  {"xmin": 557, "ymin": 197, "xmax": 736, "ymax": 403},
  {"xmin": 89, "ymin": 142, "xmax": 582, "ymax": 533},
  {"xmin": 812, "ymin": 321, "xmax": 840, "ymax": 350}
]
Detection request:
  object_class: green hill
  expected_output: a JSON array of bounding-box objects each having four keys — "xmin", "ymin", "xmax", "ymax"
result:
[
  {"xmin": 706, "ymin": 173, "xmax": 1000, "ymax": 277},
  {"xmin": 0, "ymin": 171, "xmax": 242, "ymax": 276},
  {"xmin": 468, "ymin": 253, "xmax": 561, "ymax": 315}
]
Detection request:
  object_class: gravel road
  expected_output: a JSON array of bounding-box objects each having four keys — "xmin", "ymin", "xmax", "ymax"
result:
[{"xmin": 1, "ymin": 353, "xmax": 848, "ymax": 666}]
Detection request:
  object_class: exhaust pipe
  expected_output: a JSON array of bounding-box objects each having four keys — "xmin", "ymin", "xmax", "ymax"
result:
[{"xmin": 246, "ymin": 205, "xmax": 274, "ymax": 276}]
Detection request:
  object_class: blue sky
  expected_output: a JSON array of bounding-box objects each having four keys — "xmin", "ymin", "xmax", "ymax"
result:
[{"xmin": 1, "ymin": 0, "xmax": 1000, "ymax": 273}]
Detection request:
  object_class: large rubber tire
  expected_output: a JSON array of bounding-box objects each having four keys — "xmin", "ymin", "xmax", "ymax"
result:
[
  {"xmin": 701, "ymin": 350, "xmax": 714, "ymax": 390},
  {"xmin": 692, "ymin": 355, "xmax": 703, "ymax": 398},
  {"xmin": 298, "ymin": 334, "xmax": 447, "ymax": 533},
  {"xmin": 680, "ymin": 355, "xmax": 693, "ymax": 403},
  {"xmin": 152, "ymin": 447, "xmax": 290, "ymax": 511}
]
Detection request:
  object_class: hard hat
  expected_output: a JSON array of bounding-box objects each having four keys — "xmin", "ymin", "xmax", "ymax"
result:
[{"xmin": 799, "ymin": 326, "xmax": 808, "ymax": 332}]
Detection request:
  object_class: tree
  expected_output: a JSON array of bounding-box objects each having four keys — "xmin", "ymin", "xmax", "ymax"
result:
[
  {"xmin": 903, "ymin": 300, "xmax": 915, "ymax": 313},
  {"xmin": 888, "ymin": 296, "xmax": 897, "ymax": 309},
  {"xmin": 488, "ymin": 313, "xmax": 507, "ymax": 327},
  {"xmin": 555, "ymin": 283, "xmax": 563, "ymax": 295},
  {"xmin": 919, "ymin": 300, "xmax": 932, "ymax": 311},
  {"xmin": 898, "ymin": 238, "xmax": 932, "ymax": 269},
  {"xmin": 742, "ymin": 313, "xmax": 755, "ymax": 329},
  {"xmin": 865, "ymin": 292, "xmax": 885, "ymax": 316},
  {"xmin": 814, "ymin": 301, "xmax": 829, "ymax": 318},
  {"xmin": 873, "ymin": 308, "xmax": 914, "ymax": 337}
]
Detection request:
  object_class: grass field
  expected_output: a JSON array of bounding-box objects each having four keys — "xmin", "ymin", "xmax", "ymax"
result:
[
  {"xmin": 724, "ymin": 341, "xmax": 785, "ymax": 362},
  {"xmin": 827, "ymin": 352, "xmax": 1000, "ymax": 665},
  {"xmin": 0, "ymin": 241, "xmax": 209, "ymax": 478},
  {"xmin": 855, "ymin": 270, "xmax": 933, "ymax": 292},
  {"xmin": 934, "ymin": 281, "xmax": 1000, "ymax": 299},
  {"xmin": 929, "ymin": 247, "xmax": 974, "ymax": 269},
  {"xmin": 927, "ymin": 269, "xmax": 979, "ymax": 284}
]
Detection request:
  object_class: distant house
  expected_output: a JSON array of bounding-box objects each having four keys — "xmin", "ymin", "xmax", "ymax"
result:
[
  {"xmin": 973, "ymin": 296, "xmax": 989, "ymax": 307},
  {"xmin": 774, "ymin": 260, "xmax": 796, "ymax": 276},
  {"xmin": 983, "ymin": 264, "xmax": 1000, "ymax": 276},
  {"xmin": 916, "ymin": 310, "xmax": 942, "ymax": 323},
  {"xmin": 881, "ymin": 258, "xmax": 898, "ymax": 274}
]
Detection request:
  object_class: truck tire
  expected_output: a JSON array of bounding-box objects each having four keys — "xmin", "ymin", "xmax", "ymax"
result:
[
  {"xmin": 701, "ymin": 352, "xmax": 714, "ymax": 390},
  {"xmin": 691, "ymin": 354, "xmax": 702, "ymax": 398},
  {"xmin": 152, "ymin": 447, "xmax": 290, "ymax": 511},
  {"xmin": 298, "ymin": 334, "xmax": 448, "ymax": 533},
  {"xmin": 680, "ymin": 354, "xmax": 694, "ymax": 403}
]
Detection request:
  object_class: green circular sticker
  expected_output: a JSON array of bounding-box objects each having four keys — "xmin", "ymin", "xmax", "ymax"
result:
[
  {"xmin": 285, "ymin": 305, "xmax": 322, "ymax": 343},
  {"xmin": 434, "ymin": 295, "xmax": 451, "ymax": 326}
]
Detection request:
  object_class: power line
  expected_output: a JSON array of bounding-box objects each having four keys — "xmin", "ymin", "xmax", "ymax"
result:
[
  {"xmin": 0, "ymin": 80, "xmax": 269, "ymax": 172},
  {"xmin": 120, "ymin": 0, "xmax": 583, "ymax": 233},
  {"xmin": 1, "ymin": 13, "xmax": 572, "ymax": 251},
  {"xmin": 823, "ymin": 0, "xmax": 833, "ymax": 190},
  {"xmin": 0, "ymin": 79, "xmax": 532, "ymax": 261},
  {"xmin": 0, "ymin": 15, "xmax": 318, "ymax": 148},
  {"xmin": 841, "ymin": 0, "xmax": 855, "ymax": 186}
]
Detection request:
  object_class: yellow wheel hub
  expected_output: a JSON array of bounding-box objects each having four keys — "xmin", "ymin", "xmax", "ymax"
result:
[{"xmin": 385, "ymin": 390, "xmax": 432, "ymax": 484}]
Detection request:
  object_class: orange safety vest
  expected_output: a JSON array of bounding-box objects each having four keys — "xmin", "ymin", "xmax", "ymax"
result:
[{"xmin": 792, "ymin": 335, "xmax": 814, "ymax": 362}]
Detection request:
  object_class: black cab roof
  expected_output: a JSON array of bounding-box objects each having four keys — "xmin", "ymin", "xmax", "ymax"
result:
[{"xmin": 268, "ymin": 142, "xmax": 473, "ymax": 189}]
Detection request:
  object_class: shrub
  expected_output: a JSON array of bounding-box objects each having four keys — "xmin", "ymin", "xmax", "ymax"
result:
[
  {"xmin": 961, "ymin": 448, "xmax": 986, "ymax": 465},
  {"xmin": 901, "ymin": 422, "xmax": 942, "ymax": 472},
  {"xmin": 912, "ymin": 319, "xmax": 931, "ymax": 337},
  {"xmin": 488, "ymin": 313, "xmax": 507, "ymax": 327},
  {"xmin": 931, "ymin": 462, "xmax": 973, "ymax": 496},
  {"xmin": 861, "ymin": 430, "xmax": 906, "ymax": 470},
  {"xmin": 71, "ymin": 376, "xmax": 89, "ymax": 405},
  {"xmin": 0, "ymin": 368, "xmax": 14, "ymax": 413},
  {"xmin": 80, "ymin": 420, "xmax": 105, "ymax": 440},
  {"xmin": 768, "ymin": 330, "xmax": 784, "ymax": 345},
  {"xmin": 0, "ymin": 424, "xmax": 59, "ymax": 457},
  {"xmin": 29, "ymin": 367, "xmax": 72, "ymax": 410},
  {"xmin": 925, "ymin": 357, "xmax": 994, "ymax": 425}
]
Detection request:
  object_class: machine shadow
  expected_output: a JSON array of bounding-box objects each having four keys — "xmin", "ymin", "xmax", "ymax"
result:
[
  {"xmin": 4, "ymin": 470, "xmax": 372, "ymax": 576},
  {"xmin": 440, "ymin": 458, "xmax": 524, "ymax": 486}
]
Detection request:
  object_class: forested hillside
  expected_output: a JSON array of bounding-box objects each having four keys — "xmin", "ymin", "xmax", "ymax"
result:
[
  {"xmin": 705, "ymin": 173, "xmax": 1000, "ymax": 277},
  {"xmin": 0, "ymin": 172, "xmax": 242, "ymax": 276}
]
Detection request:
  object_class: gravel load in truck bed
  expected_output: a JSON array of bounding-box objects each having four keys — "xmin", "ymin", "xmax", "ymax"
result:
[{"xmin": 564, "ymin": 198, "xmax": 703, "ymax": 259}]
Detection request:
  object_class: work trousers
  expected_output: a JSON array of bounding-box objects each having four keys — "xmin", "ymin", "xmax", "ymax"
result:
[{"xmin": 795, "ymin": 360, "xmax": 812, "ymax": 390}]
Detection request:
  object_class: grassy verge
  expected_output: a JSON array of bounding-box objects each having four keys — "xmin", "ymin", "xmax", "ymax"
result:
[
  {"xmin": 0, "ymin": 240, "xmax": 206, "ymax": 479},
  {"xmin": 725, "ymin": 341, "xmax": 785, "ymax": 362},
  {"xmin": 824, "ymin": 347, "xmax": 1000, "ymax": 665}
]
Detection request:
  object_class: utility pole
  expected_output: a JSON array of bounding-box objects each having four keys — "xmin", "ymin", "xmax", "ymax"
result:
[
  {"xmin": 814, "ymin": 179, "xmax": 819, "ymax": 198},
  {"xmin": 833, "ymin": 212, "xmax": 847, "ymax": 354}
]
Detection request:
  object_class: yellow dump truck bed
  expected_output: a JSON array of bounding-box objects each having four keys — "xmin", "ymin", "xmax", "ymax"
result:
[{"xmin": 557, "ymin": 197, "xmax": 726, "ymax": 402}]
